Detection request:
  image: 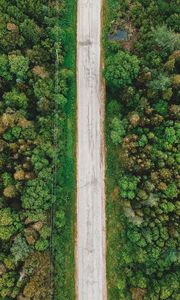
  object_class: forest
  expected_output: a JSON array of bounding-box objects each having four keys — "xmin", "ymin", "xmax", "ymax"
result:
[
  {"xmin": 0, "ymin": 0, "xmax": 76, "ymax": 299},
  {"xmin": 104, "ymin": 0, "xmax": 180, "ymax": 299},
  {"xmin": 0, "ymin": 0, "xmax": 179, "ymax": 299}
]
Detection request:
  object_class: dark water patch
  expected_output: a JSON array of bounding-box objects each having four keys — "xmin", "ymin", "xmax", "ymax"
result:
[{"xmin": 108, "ymin": 29, "xmax": 128, "ymax": 41}]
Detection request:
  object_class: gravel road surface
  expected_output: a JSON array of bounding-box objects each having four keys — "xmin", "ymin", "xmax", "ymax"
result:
[{"xmin": 76, "ymin": 0, "xmax": 107, "ymax": 299}]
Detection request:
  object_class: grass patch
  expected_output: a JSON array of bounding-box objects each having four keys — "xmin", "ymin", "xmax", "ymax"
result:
[
  {"xmin": 103, "ymin": 0, "xmax": 125, "ymax": 298},
  {"xmin": 53, "ymin": 0, "xmax": 77, "ymax": 299}
]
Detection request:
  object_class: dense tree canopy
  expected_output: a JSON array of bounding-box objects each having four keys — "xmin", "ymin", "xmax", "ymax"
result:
[
  {"xmin": 0, "ymin": 0, "xmax": 74, "ymax": 298},
  {"xmin": 105, "ymin": 0, "xmax": 180, "ymax": 299}
]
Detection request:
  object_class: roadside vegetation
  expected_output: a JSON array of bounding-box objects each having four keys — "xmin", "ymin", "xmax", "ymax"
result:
[
  {"xmin": 104, "ymin": 0, "xmax": 180, "ymax": 299},
  {"xmin": 0, "ymin": 0, "xmax": 76, "ymax": 299}
]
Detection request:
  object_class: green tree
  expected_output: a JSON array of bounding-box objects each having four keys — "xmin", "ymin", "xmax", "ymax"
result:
[
  {"xmin": 152, "ymin": 25, "xmax": 180, "ymax": 53},
  {"xmin": 0, "ymin": 54, "xmax": 12, "ymax": 80},
  {"xmin": 119, "ymin": 175, "xmax": 139, "ymax": 200},
  {"xmin": 0, "ymin": 272, "xmax": 18, "ymax": 298},
  {"xmin": 154, "ymin": 100, "xmax": 168, "ymax": 116},
  {"xmin": 3, "ymin": 89, "xmax": 28, "ymax": 110},
  {"xmin": 104, "ymin": 51, "xmax": 140, "ymax": 88},
  {"xmin": 8, "ymin": 53, "xmax": 29, "ymax": 79},
  {"xmin": 11, "ymin": 235, "xmax": 30, "ymax": 263},
  {"xmin": 0, "ymin": 208, "xmax": 21, "ymax": 240},
  {"xmin": 148, "ymin": 74, "xmax": 171, "ymax": 96},
  {"xmin": 164, "ymin": 183, "xmax": 178, "ymax": 199},
  {"xmin": 21, "ymin": 179, "xmax": 55, "ymax": 211},
  {"xmin": 110, "ymin": 117, "xmax": 126, "ymax": 145},
  {"xmin": 20, "ymin": 19, "xmax": 41, "ymax": 45}
]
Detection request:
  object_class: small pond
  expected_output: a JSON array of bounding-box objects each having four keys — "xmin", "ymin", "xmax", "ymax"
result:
[{"xmin": 108, "ymin": 29, "xmax": 128, "ymax": 41}]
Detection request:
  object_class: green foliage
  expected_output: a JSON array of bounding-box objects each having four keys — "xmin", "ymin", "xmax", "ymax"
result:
[
  {"xmin": 119, "ymin": 176, "xmax": 138, "ymax": 200},
  {"xmin": 138, "ymin": 134, "xmax": 148, "ymax": 147},
  {"xmin": 20, "ymin": 19, "xmax": 41, "ymax": 44},
  {"xmin": 154, "ymin": 100, "xmax": 168, "ymax": 116},
  {"xmin": 49, "ymin": 25, "xmax": 65, "ymax": 42},
  {"xmin": 3, "ymin": 185, "xmax": 18, "ymax": 198},
  {"xmin": 11, "ymin": 235, "xmax": 30, "ymax": 263},
  {"xmin": 129, "ymin": 271, "xmax": 147, "ymax": 289},
  {"xmin": 0, "ymin": 54, "xmax": 12, "ymax": 80},
  {"xmin": 148, "ymin": 74, "xmax": 171, "ymax": 96},
  {"xmin": 164, "ymin": 183, "xmax": 178, "ymax": 199},
  {"xmin": 110, "ymin": 117, "xmax": 126, "ymax": 144},
  {"xmin": 8, "ymin": 54, "xmax": 29, "ymax": 79},
  {"xmin": 117, "ymin": 277, "xmax": 126, "ymax": 290},
  {"xmin": 0, "ymin": 272, "xmax": 18, "ymax": 298},
  {"xmin": 0, "ymin": 208, "xmax": 15, "ymax": 226},
  {"xmin": 105, "ymin": 0, "xmax": 180, "ymax": 299},
  {"xmin": 152, "ymin": 25, "xmax": 180, "ymax": 54},
  {"xmin": 0, "ymin": 0, "xmax": 76, "ymax": 298},
  {"xmin": 3, "ymin": 89, "xmax": 28, "ymax": 110},
  {"xmin": 35, "ymin": 238, "xmax": 49, "ymax": 251},
  {"xmin": 55, "ymin": 211, "xmax": 66, "ymax": 229},
  {"xmin": 2, "ymin": 172, "xmax": 13, "ymax": 187},
  {"xmin": 164, "ymin": 127, "xmax": 177, "ymax": 144},
  {"xmin": 104, "ymin": 51, "xmax": 140, "ymax": 88},
  {"xmin": 54, "ymin": 94, "xmax": 67, "ymax": 109},
  {"xmin": 0, "ymin": 208, "xmax": 21, "ymax": 240},
  {"xmin": 21, "ymin": 179, "xmax": 54, "ymax": 211},
  {"xmin": 33, "ymin": 78, "xmax": 54, "ymax": 100}
]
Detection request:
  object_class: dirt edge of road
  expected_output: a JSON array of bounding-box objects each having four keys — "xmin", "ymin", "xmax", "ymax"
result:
[
  {"xmin": 100, "ymin": 0, "xmax": 107, "ymax": 298},
  {"xmin": 75, "ymin": 0, "xmax": 79, "ymax": 298}
]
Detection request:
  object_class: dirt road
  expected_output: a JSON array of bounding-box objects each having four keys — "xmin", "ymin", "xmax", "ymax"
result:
[{"xmin": 76, "ymin": 0, "xmax": 106, "ymax": 299}]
